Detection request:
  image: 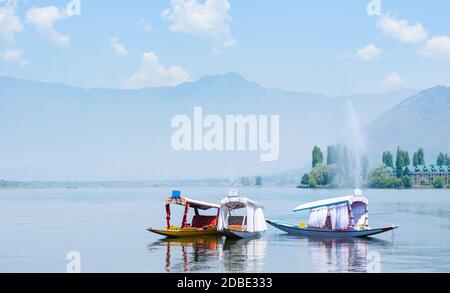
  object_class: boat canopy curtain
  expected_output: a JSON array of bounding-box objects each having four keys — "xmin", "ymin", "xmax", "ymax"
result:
[
  {"xmin": 219, "ymin": 196, "xmax": 267, "ymax": 232},
  {"xmin": 329, "ymin": 203, "xmax": 349, "ymax": 230},
  {"xmin": 351, "ymin": 202, "xmax": 367, "ymax": 227},
  {"xmin": 217, "ymin": 206, "xmax": 229, "ymax": 231},
  {"xmin": 218, "ymin": 205, "xmax": 267, "ymax": 232},
  {"xmin": 308, "ymin": 207, "xmax": 328, "ymax": 228},
  {"xmin": 247, "ymin": 206, "xmax": 267, "ymax": 232}
]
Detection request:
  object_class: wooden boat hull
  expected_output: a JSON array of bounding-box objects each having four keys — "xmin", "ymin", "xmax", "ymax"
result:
[
  {"xmin": 222, "ymin": 228, "xmax": 263, "ymax": 239},
  {"xmin": 147, "ymin": 227, "xmax": 221, "ymax": 238},
  {"xmin": 266, "ymin": 220, "xmax": 398, "ymax": 238}
]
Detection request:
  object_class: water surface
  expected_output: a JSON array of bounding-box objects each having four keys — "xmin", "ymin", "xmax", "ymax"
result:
[{"xmin": 0, "ymin": 187, "xmax": 449, "ymax": 272}]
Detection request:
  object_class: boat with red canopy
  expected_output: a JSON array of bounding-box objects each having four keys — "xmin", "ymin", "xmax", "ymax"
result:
[{"xmin": 147, "ymin": 190, "xmax": 221, "ymax": 238}]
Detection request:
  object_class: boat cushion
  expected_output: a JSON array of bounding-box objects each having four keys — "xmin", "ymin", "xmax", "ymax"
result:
[
  {"xmin": 228, "ymin": 216, "xmax": 246, "ymax": 226},
  {"xmin": 191, "ymin": 215, "xmax": 218, "ymax": 228}
]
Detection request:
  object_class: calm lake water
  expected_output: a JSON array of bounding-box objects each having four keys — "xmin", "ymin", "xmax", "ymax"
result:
[{"xmin": 0, "ymin": 187, "xmax": 449, "ymax": 273}]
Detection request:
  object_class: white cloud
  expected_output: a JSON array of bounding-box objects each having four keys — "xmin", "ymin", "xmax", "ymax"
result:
[
  {"xmin": 0, "ymin": 48, "xmax": 29, "ymax": 66},
  {"xmin": 0, "ymin": 0, "xmax": 24, "ymax": 42},
  {"xmin": 161, "ymin": 0, "xmax": 236, "ymax": 52},
  {"xmin": 125, "ymin": 51, "xmax": 190, "ymax": 88},
  {"xmin": 140, "ymin": 18, "xmax": 153, "ymax": 32},
  {"xmin": 110, "ymin": 37, "xmax": 128, "ymax": 56},
  {"xmin": 377, "ymin": 13, "xmax": 427, "ymax": 44},
  {"xmin": 26, "ymin": 6, "xmax": 70, "ymax": 48},
  {"xmin": 337, "ymin": 44, "xmax": 382, "ymax": 61},
  {"xmin": 383, "ymin": 72, "xmax": 403, "ymax": 87},
  {"xmin": 355, "ymin": 44, "xmax": 382, "ymax": 61},
  {"xmin": 418, "ymin": 36, "xmax": 450, "ymax": 61}
]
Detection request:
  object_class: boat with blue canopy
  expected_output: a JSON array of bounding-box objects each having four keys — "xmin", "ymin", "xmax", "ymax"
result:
[{"xmin": 266, "ymin": 189, "xmax": 398, "ymax": 238}]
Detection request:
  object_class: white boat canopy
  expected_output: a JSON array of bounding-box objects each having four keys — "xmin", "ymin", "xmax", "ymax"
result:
[
  {"xmin": 293, "ymin": 190, "xmax": 369, "ymax": 230},
  {"xmin": 217, "ymin": 190, "xmax": 267, "ymax": 232},
  {"xmin": 184, "ymin": 198, "xmax": 220, "ymax": 210},
  {"xmin": 293, "ymin": 195, "xmax": 368, "ymax": 212},
  {"xmin": 166, "ymin": 196, "xmax": 220, "ymax": 210}
]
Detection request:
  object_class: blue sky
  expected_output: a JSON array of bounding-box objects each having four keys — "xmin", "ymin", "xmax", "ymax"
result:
[{"xmin": 1, "ymin": 0, "xmax": 450, "ymax": 96}]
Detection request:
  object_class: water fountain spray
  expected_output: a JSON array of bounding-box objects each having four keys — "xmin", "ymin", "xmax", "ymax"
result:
[{"xmin": 344, "ymin": 99, "xmax": 366, "ymax": 189}]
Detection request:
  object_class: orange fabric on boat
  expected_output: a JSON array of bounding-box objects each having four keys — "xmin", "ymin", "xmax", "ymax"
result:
[
  {"xmin": 227, "ymin": 225, "xmax": 244, "ymax": 231},
  {"xmin": 191, "ymin": 215, "xmax": 218, "ymax": 228}
]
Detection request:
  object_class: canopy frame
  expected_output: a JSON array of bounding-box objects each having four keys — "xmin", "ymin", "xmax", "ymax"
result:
[
  {"xmin": 217, "ymin": 195, "xmax": 267, "ymax": 232},
  {"xmin": 165, "ymin": 196, "xmax": 220, "ymax": 210},
  {"xmin": 294, "ymin": 194, "xmax": 369, "ymax": 231},
  {"xmin": 293, "ymin": 195, "xmax": 368, "ymax": 212},
  {"xmin": 164, "ymin": 196, "xmax": 220, "ymax": 229}
]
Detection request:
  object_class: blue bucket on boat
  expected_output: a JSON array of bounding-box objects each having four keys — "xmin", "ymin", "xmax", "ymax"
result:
[{"xmin": 172, "ymin": 190, "xmax": 181, "ymax": 198}]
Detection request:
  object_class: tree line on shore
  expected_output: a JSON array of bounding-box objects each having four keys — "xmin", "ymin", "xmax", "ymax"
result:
[
  {"xmin": 300, "ymin": 145, "xmax": 369, "ymax": 188},
  {"xmin": 238, "ymin": 176, "xmax": 263, "ymax": 186},
  {"xmin": 369, "ymin": 147, "xmax": 449, "ymax": 188},
  {"xmin": 300, "ymin": 145, "xmax": 449, "ymax": 189}
]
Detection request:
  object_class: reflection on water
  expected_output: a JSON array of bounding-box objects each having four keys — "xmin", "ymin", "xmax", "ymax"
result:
[
  {"xmin": 148, "ymin": 235, "xmax": 392, "ymax": 273},
  {"xmin": 148, "ymin": 236, "xmax": 268, "ymax": 273},
  {"xmin": 384, "ymin": 201, "xmax": 450, "ymax": 218},
  {"xmin": 221, "ymin": 238, "xmax": 268, "ymax": 272},
  {"xmin": 148, "ymin": 237, "xmax": 223, "ymax": 272},
  {"xmin": 3, "ymin": 187, "xmax": 447, "ymax": 272},
  {"xmin": 307, "ymin": 238, "xmax": 391, "ymax": 272},
  {"xmin": 274, "ymin": 234, "xmax": 392, "ymax": 273}
]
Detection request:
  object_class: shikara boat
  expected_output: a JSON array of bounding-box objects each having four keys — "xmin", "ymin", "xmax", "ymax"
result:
[
  {"xmin": 147, "ymin": 190, "xmax": 221, "ymax": 238},
  {"xmin": 267, "ymin": 189, "xmax": 398, "ymax": 238},
  {"xmin": 217, "ymin": 189, "xmax": 267, "ymax": 239}
]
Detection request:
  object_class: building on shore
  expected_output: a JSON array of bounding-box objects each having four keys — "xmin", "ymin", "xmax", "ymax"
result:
[{"xmin": 386, "ymin": 165, "xmax": 449, "ymax": 187}]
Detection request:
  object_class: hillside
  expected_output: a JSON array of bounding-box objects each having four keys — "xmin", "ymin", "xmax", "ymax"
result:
[
  {"xmin": 0, "ymin": 73, "xmax": 417, "ymax": 180},
  {"xmin": 364, "ymin": 86, "xmax": 450, "ymax": 164}
]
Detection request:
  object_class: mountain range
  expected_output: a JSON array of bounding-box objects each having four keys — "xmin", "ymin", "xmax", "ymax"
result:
[
  {"xmin": 1, "ymin": 72, "xmax": 447, "ymax": 182},
  {"xmin": 364, "ymin": 85, "xmax": 450, "ymax": 165}
]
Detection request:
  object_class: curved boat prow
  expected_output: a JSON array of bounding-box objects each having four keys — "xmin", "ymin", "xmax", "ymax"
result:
[
  {"xmin": 147, "ymin": 226, "xmax": 221, "ymax": 238},
  {"xmin": 266, "ymin": 219, "xmax": 399, "ymax": 238},
  {"xmin": 269, "ymin": 191, "xmax": 400, "ymax": 238}
]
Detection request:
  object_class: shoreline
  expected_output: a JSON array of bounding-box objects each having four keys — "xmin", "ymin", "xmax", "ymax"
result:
[{"xmin": 0, "ymin": 184, "xmax": 447, "ymax": 191}]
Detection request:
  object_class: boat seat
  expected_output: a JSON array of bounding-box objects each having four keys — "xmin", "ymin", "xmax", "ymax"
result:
[
  {"xmin": 227, "ymin": 225, "xmax": 244, "ymax": 231},
  {"xmin": 191, "ymin": 215, "xmax": 218, "ymax": 228},
  {"xmin": 228, "ymin": 216, "xmax": 246, "ymax": 226}
]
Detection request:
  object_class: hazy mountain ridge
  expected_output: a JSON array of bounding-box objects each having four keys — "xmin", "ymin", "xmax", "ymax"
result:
[
  {"xmin": 0, "ymin": 73, "xmax": 421, "ymax": 181},
  {"xmin": 365, "ymin": 86, "xmax": 450, "ymax": 164}
]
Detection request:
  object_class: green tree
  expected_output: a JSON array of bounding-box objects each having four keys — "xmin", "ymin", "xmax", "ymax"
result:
[
  {"xmin": 300, "ymin": 173, "xmax": 309, "ymax": 186},
  {"xmin": 342, "ymin": 146, "xmax": 351, "ymax": 184},
  {"xmin": 361, "ymin": 154, "xmax": 369, "ymax": 179},
  {"xmin": 326, "ymin": 145, "xmax": 337, "ymax": 165},
  {"xmin": 312, "ymin": 146, "xmax": 324, "ymax": 168},
  {"xmin": 413, "ymin": 152, "xmax": 419, "ymax": 166},
  {"xmin": 326, "ymin": 164, "xmax": 339, "ymax": 187},
  {"xmin": 368, "ymin": 164, "xmax": 389, "ymax": 178},
  {"xmin": 445, "ymin": 154, "xmax": 450, "ymax": 165},
  {"xmin": 255, "ymin": 176, "xmax": 262, "ymax": 186},
  {"xmin": 436, "ymin": 153, "xmax": 448, "ymax": 166},
  {"xmin": 402, "ymin": 150, "xmax": 411, "ymax": 166},
  {"xmin": 402, "ymin": 176, "xmax": 412, "ymax": 189},
  {"xmin": 366, "ymin": 165, "xmax": 402, "ymax": 188},
  {"xmin": 240, "ymin": 177, "xmax": 250, "ymax": 186},
  {"xmin": 421, "ymin": 178, "xmax": 429, "ymax": 186},
  {"xmin": 432, "ymin": 176, "xmax": 445, "ymax": 188},
  {"xmin": 413, "ymin": 148, "xmax": 425, "ymax": 166},
  {"xmin": 395, "ymin": 147, "xmax": 404, "ymax": 178},
  {"xmin": 307, "ymin": 177, "xmax": 317, "ymax": 188},
  {"xmin": 309, "ymin": 164, "xmax": 329, "ymax": 186},
  {"xmin": 382, "ymin": 151, "xmax": 394, "ymax": 167}
]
